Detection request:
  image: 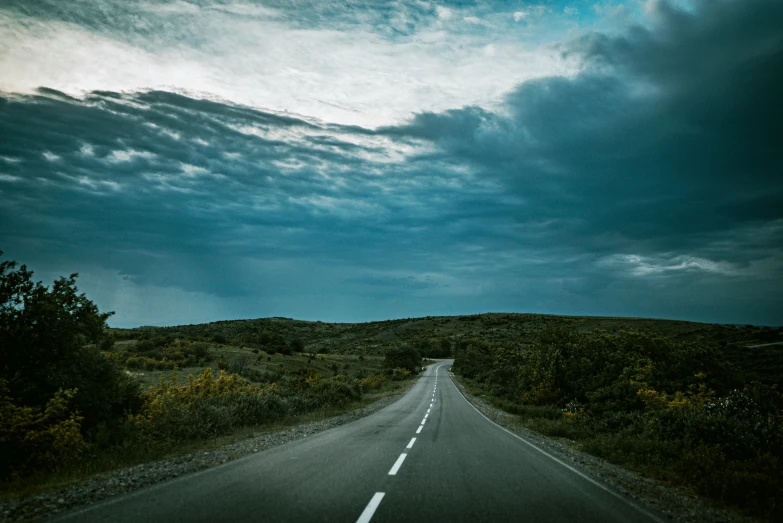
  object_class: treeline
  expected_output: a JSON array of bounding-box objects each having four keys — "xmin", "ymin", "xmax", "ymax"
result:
[
  {"xmin": 0, "ymin": 253, "xmax": 419, "ymax": 482},
  {"xmin": 453, "ymin": 328, "xmax": 783, "ymax": 519}
]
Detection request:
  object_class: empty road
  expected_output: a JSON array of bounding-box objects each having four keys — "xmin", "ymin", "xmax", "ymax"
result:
[{"xmin": 53, "ymin": 362, "xmax": 661, "ymax": 522}]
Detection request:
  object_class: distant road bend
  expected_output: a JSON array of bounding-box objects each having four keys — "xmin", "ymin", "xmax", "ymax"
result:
[{"xmin": 54, "ymin": 362, "xmax": 663, "ymax": 522}]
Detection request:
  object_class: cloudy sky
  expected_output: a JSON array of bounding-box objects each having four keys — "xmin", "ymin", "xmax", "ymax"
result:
[{"xmin": 1, "ymin": 0, "xmax": 781, "ymax": 327}]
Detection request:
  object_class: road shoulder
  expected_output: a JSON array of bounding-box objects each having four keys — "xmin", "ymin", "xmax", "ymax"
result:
[
  {"xmin": 1, "ymin": 376, "xmax": 421, "ymax": 522},
  {"xmin": 449, "ymin": 370, "xmax": 755, "ymax": 523}
]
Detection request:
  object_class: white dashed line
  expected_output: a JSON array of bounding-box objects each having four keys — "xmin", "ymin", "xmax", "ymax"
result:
[
  {"xmin": 406, "ymin": 437, "xmax": 416, "ymax": 449},
  {"xmin": 421, "ymin": 418, "xmax": 427, "ymax": 425},
  {"xmin": 356, "ymin": 492, "xmax": 385, "ymax": 523},
  {"xmin": 388, "ymin": 453, "xmax": 407, "ymax": 475},
  {"xmin": 416, "ymin": 425, "xmax": 423, "ymax": 434},
  {"xmin": 427, "ymin": 408, "xmax": 431, "ymax": 414},
  {"xmin": 424, "ymin": 413, "xmax": 429, "ymax": 419}
]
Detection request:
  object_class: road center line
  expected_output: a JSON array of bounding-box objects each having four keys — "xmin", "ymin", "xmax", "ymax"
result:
[
  {"xmin": 427, "ymin": 408, "xmax": 430, "ymax": 414},
  {"xmin": 416, "ymin": 425, "xmax": 423, "ymax": 434},
  {"xmin": 406, "ymin": 437, "xmax": 416, "ymax": 449},
  {"xmin": 421, "ymin": 418, "xmax": 427, "ymax": 425},
  {"xmin": 356, "ymin": 492, "xmax": 385, "ymax": 523},
  {"xmin": 424, "ymin": 413, "xmax": 429, "ymax": 419},
  {"xmin": 388, "ymin": 453, "xmax": 407, "ymax": 475}
]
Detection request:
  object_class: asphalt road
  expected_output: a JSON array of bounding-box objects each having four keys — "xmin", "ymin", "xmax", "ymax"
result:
[{"xmin": 53, "ymin": 362, "xmax": 662, "ymax": 522}]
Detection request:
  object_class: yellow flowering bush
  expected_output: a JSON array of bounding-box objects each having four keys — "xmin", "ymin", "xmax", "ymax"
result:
[
  {"xmin": 130, "ymin": 369, "xmax": 280, "ymax": 441},
  {"xmin": 635, "ymin": 370, "xmax": 715, "ymax": 412},
  {"xmin": 387, "ymin": 368, "xmax": 411, "ymax": 381},
  {"xmin": 562, "ymin": 400, "xmax": 584, "ymax": 423},
  {"xmin": 0, "ymin": 380, "xmax": 85, "ymax": 478},
  {"xmin": 360, "ymin": 374, "xmax": 387, "ymax": 392}
]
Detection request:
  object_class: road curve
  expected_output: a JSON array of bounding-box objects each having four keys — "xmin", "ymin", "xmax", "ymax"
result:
[{"xmin": 52, "ymin": 362, "xmax": 662, "ymax": 522}]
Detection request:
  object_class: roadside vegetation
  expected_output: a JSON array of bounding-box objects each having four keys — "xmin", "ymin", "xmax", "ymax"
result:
[
  {"xmin": 0, "ymin": 253, "xmax": 421, "ymax": 496},
  {"xmin": 3, "ymin": 249, "xmax": 781, "ymax": 518},
  {"xmin": 452, "ymin": 327, "xmax": 783, "ymax": 520}
]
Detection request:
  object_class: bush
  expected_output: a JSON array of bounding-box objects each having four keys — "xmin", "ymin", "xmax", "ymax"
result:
[
  {"xmin": 229, "ymin": 355, "xmax": 251, "ymax": 375},
  {"xmin": 452, "ymin": 328, "xmax": 783, "ymax": 518},
  {"xmin": 384, "ymin": 346, "xmax": 420, "ymax": 373},
  {"xmin": 131, "ymin": 369, "xmax": 280, "ymax": 441},
  {"xmin": 215, "ymin": 355, "xmax": 230, "ymax": 371},
  {"xmin": 128, "ymin": 368, "xmax": 364, "ymax": 443},
  {"xmin": 0, "ymin": 253, "xmax": 141, "ymax": 434},
  {"xmin": 307, "ymin": 375, "xmax": 361, "ymax": 406},
  {"xmin": 360, "ymin": 375, "xmax": 387, "ymax": 392},
  {"xmin": 0, "ymin": 380, "xmax": 85, "ymax": 478},
  {"xmin": 385, "ymin": 368, "xmax": 411, "ymax": 381}
]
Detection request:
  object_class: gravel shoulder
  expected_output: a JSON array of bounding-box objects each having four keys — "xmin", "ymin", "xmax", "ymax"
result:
[
  {"xmin": 449, "ymin": 370, "xmax": 757, "ymax": 523},
  {"xmin": 0, "ymin": 380, "xmax": 417, "ymax": 522}
]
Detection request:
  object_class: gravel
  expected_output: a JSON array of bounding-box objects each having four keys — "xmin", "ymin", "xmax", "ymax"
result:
[
  {"xmin": 0, "ymin": 384, "xmax": 414, "ymax": 523},
  {"xmin": 449, "ymin": 371, "xmax": 757, "ymax": 523}
]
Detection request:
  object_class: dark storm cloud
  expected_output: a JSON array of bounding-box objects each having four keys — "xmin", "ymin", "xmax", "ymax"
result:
[
  {"xmin": 0, "ymin": 87, "xmax": 477, "ymax": 300},
  {"xmin": 375, "ymin": 0, "xmax": 783, "ymax": 322},
  {"xmin": 2, "ymin": 0, "xmax": 781, "ymax": 325},
  {"xmin": 386, "ymin": 0, "xmax": 783, "ymax": 256}
]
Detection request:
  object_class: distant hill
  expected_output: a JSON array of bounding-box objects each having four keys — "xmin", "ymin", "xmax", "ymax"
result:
[{"xmin": 110, "ymin": 312, "xmax": 782, "ymax": 356}]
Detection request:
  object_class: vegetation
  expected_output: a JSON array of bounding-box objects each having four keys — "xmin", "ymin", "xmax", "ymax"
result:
[
  {"xmin": 0, "ymin": 252, "xmax": 419, "ymax": 492},
  {"xmin": 3, "ymin": 250, "xmax": 781, "ymax": 516},
  {"xmin": 384, "ymin": 345, "xmax": 421, "ymax": 373},
  {"xmin": 453, "ymin": 327, "xmax": 783, "ymax": 520}
]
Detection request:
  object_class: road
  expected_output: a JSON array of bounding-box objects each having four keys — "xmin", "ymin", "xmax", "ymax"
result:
[{"xmin": 53, "ymin": 362, "xmax": 662, "ymax": 522}]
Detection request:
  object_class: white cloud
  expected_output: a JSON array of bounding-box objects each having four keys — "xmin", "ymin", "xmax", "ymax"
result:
[
  {"xmin": 42, "ymin": 151, "xmax": 60, "ymax": 161},
  {"xmin": 180, "ymin": 163, "xmax": 209, "ymax": 176},
  {"xmin": 0, "ymin": 3, "xmax": 576, "ymax": 128},
  {"xmin": 514, "ymin": 6, "xmax": 549, "ymax": 22},
  {"xmin": 601, "ymin": 254, "xmax": 738, "ymax": 277},
  {"xmin": 108, "ymin": 149, "xmax": 156, "ymax": 163},
  {"xmin": 435, "ymin": 6, "xmax": 452, "ymax": 20}
]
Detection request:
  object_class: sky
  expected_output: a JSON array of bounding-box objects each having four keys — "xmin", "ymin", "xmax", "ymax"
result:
[{"xmin": 1, "ymin": 0, "xmax": 781, "ymax": 327}]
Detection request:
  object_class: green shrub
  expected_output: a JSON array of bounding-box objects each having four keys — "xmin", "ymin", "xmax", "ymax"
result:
[
  {"xmin": 384, "ymin": 346, "xmax": 420, "ymax": 373},
  {"xmin": 0, "ymin": 380, "xmax": 85, "ymax": 478},
  {"xmin": 215, "ymin": 355, "xmax": 230, "ymax": 371},
  {"xmin": 0, "ymin": 253, "xmax": 141, "ymax": 435},
  {"xmin": 360, "ymin": 375, "xmax": 387, "ymax": 392},
  {"xmin": 453, "ymin": 328, "xmax": 783, "ymax": 518}
]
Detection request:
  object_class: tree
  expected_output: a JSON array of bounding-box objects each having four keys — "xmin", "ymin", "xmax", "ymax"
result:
[
  {"xmin": 439, "ymin": 338, "xmax": 452, "ymax": 357},
  {"xmin": 384, "ymin": 345, "xmax": 421, "ymax": 373},
  {"xmin": 0, "ymin": 252, "xmax": 139, "ymax": 431}
]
